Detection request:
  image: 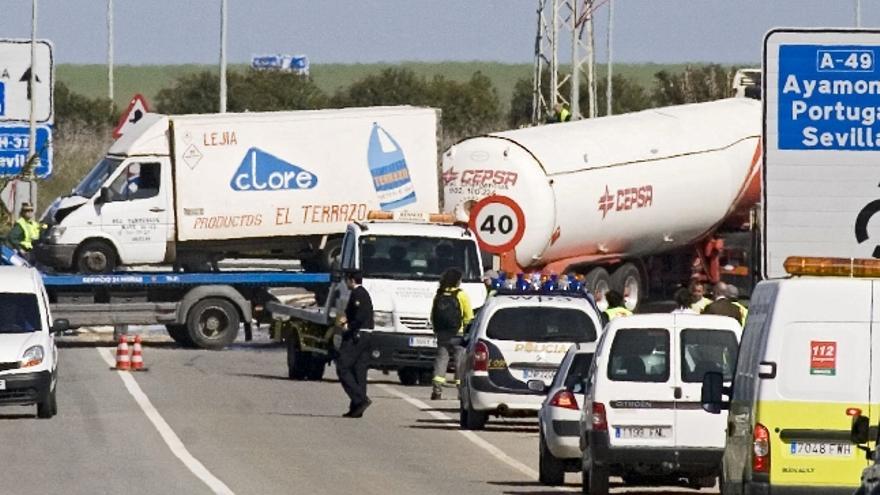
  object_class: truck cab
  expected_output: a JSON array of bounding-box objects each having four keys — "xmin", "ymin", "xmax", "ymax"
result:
[
  {"xmin": 336, "ymin": 214, "xmax": 486, "ymax": 383},
  {"xmin": 38, "ymin": 114, "xmax": 174, "ymax": 273}
]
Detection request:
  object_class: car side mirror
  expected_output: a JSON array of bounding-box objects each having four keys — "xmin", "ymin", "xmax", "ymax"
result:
[
  {"xmin": 96, "ymin": 186, "xmax": 111, "ymax": 205},
  {"xmin": 701, "ymin": 371, "xmax": 730, "ymax": 414},
  {"xmin": 527, "ymin": 379, "xmax": 547, "ymax": 393},
  {"xmin": 852, "ymin": 414, "xmax": 871, "ymax": 445},
  {"xmin": 51, "ymin": 319, "xmax": 70, "ymax": 334}
]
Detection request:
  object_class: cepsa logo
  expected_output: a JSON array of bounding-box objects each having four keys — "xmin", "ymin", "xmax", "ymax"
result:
[
  {"xmin": 443, "ymin": 167, "xmax": 518, "ymax": 187},
  {"xmin": 598, "ymin": 184, "xmax": 653, "ymax": 219},
  {"xmin": 230, "ymin": 147, "xmax": 317, "ymax": 192}
]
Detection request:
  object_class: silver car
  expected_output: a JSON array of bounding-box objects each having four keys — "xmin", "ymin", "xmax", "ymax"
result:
[{"xmin": 536, "ymin": 342, "xmax": 596, "ymax": 485}]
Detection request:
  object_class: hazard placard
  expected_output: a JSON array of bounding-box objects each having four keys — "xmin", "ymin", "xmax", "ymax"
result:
[
  {"xmin": 810, "ymin": 340, "xmax": 837, "ymax": 376},
  {"xmin": 113, "ymin": 94, "xmax": 150, "ymax": 139},
  {"xmin": 468, "ymin": 195, "xmax": 526, "ymax": 254}
]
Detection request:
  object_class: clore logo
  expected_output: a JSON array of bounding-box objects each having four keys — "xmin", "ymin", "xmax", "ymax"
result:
[{"xmin": 230, "ymin": 147, "xmax": 317, "ymax": 191}]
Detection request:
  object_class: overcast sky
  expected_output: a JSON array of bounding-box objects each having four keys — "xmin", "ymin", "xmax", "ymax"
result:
[{"xmin": 1, "ymin": 1, "xmax": 877, "ymax": 65}]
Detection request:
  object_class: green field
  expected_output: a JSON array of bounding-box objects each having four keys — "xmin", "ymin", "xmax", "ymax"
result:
[{"xmin": 57, "ymin": 62, "xmax": 701, "ymax": 111}]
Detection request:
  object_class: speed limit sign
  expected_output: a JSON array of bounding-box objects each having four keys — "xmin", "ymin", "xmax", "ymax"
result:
[{"xmin": 468, "ymin": 195, "xmax": 526, "ymax": 254}]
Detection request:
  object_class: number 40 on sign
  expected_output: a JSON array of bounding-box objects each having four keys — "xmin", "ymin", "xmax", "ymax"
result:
[{"xmin": 468, "ymin": 195, "xmax": 526, "ymax": 254}]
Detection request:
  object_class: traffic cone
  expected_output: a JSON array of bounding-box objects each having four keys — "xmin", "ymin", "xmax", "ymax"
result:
[
  {"xmin": 115, "ymin": 336, "xmax": 131, "ymax": 371},
  {"xmin": 131, "ymin": 336, "xmax": 145, "ymax": 371}
]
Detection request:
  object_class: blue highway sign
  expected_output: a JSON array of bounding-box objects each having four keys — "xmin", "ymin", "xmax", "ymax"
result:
[{"xmin": 0, "ymin": 124, "xmax": 52, "ymax": 178}]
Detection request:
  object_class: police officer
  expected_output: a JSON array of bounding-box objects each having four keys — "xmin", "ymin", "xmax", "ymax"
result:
[
  {"xmin": 603, "ymin": 290, "xmax": 633, "ymax": 322},
  {"xmin": 7, "ymin": 203, "xmax": 41, "ymax": 260},
  {"xmin": 337, "ymin": 271, "xmax": 374, "ymax": 418}
]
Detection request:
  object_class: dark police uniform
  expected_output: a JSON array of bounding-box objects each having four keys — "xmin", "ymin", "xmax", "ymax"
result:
[{"xmin": 337, "ymin": 285, "xmax": 374, "ymax": 416}]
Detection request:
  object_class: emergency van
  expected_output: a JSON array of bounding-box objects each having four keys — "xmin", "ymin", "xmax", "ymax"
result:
[
  {"xmin": 702, "ymin": 256, "xmax": 879, "ymax": 494},
  {"xmin": 581, "ymin": 313, "xmax": 741, "ymax": 494}
]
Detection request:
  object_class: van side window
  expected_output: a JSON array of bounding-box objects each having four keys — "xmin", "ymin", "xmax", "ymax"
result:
[
  {"xmin": 109, "ymin": 162, "xmax": 161, "ymax": 201},
  {"xmin": 680, "ymin": 329, "xmax": 738, "ymax": 382},
  {"xmin": 608, "ymin": 329, "xmax": 669, "ymax": 382}
]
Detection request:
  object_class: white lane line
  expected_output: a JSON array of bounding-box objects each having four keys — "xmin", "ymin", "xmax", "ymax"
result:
[
  {"xmin": 98, "ymin": 348, "xmax": 235, "ymax": 495},
  {"xmin": 378, "ymin": 384, "xmax": 574, "ymax": 492}
]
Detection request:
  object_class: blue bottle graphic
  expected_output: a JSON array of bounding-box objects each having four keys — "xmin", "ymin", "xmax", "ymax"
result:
[{"xmin": 368, "ymin": 123, "xmax": 417, "ymax": 211}]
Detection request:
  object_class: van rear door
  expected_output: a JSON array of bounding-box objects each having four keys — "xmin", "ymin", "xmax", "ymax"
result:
[
  {"xmin": 604, "ymin": 324, "xmax": 676, "ymax": 449},
  {"xmin": 673, "ymin": 315, "xmax": 741, "ymax": 450}
]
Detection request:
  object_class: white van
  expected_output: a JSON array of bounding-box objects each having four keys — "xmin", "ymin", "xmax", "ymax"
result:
[
  {"xmin": 581, "ymin": 313, "xmax": 742, "ymax": 494},
  {"xmin": 0, "ymin": 266, "xmax": 66, "ymax": 418},
  {"xmin": 702, "ymin": 256, "xmax": 880, "ymax": 494}
]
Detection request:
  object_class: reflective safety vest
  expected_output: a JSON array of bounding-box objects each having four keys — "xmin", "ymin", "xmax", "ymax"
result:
[
  {"xmin": 604, "ymin": 306, "xmax": 633, "ymax": 321},
  {"xmin": 559, "ymin": 108, "xmax": 571, "ymax": 122},
  {"xmin": 16, "ymin": 218, "xmax": 41, "ymax": 251},
  {"xmin": 691, "ymin": 296, "xmax": 712, "ymax": 313},
  {"xmin": 732, "ymin": 301, "xmax": 748, "ymax": 326}
]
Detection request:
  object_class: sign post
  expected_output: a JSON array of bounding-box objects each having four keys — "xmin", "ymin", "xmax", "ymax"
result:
[{"xmin": 764, "ymin": 29, "xmax": 880, "ymax": 278}]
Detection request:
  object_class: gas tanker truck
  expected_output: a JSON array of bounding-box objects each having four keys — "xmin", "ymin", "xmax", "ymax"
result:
[{"xmin": 442, "ymin": 97, "xmax": 761, "ymax": 309}]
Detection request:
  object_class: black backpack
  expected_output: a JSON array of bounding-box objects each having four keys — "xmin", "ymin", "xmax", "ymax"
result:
[{"xmin": 432, "ymin": 289, "xmax": 462, "ymax": 333}]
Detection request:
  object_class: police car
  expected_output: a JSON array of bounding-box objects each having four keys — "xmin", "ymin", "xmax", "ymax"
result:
[{"xmin": 458, "ymin": 288, "xmax": 603, "ymax": 430}]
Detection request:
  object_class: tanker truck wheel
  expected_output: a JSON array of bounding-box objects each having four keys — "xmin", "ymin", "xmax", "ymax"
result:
[
  {"xmin": 584, "ymin": 267, "xmax": 611, "ymax": 302},
  {"xmin": 186, "ymin": 298, "xmax": 240, "ymax": 350},
  {"xmin": 611, "ymin": 263, "xmax": 642, "ymax": 311}
]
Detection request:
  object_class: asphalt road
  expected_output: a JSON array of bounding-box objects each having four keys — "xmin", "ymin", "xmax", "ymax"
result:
[{"xmin": 0, "ymin": 337, "xmax": 719, "ymax": 495}]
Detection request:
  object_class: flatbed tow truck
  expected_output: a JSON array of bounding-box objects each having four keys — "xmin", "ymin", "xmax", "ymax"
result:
[{"xmin": 2, "ymin": 245, "xmax": 329, "ymax": 349}]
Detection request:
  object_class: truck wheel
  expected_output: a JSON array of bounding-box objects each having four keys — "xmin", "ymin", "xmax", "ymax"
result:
[
  {"xmin": 539, "ymin": 430, "xmax": 566, "ymax": 485},
  {"xmin": 611, "ymin": 262, "xmax": 642, "ymax": 311},
  {"xmin": 165, "ymin": 324, "xmax": 194, "ymax": 347},
  {"xmin": 37, "ymin": 386, "xmax": 56, "ymax": 419},
  {"xmin": 418, "ymin": 370, "xmax": 434, "ymax": 386},
  {"xmin": 186, "ymin": 298, "xmax": 240, "ymax": 350},
  {"xmin": 286, "ymin": 337, "xmax": 308, "ymax": 380},
  {"xmin": 307, "ymin": 355, "xmax": 326, "ymax": 381},
  {"xmin": 75, "ymin": 240, "xmax": 117, "ymax": 274},
  {"xmin": 319, "ymin": 238, "xmax": 343, "ymax": 271},
  {"xmin": 397, "ymin": 367, "xmax": 420, "ymax": 386},
  {"xmin": 584, "ymin": 267, "xmax": 611, "ymax": 300}
]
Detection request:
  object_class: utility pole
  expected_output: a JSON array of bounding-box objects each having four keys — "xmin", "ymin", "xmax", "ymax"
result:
[
  {"xmin": 606, "ymin": 0, "xmax": 613, "ymax": 116},
  {"xmin": 219, "ymin": 0, "xmax": 228, "ymax": 113},
  {"xmin": 856, "ymin": 0, "xmax": 863, "ymax": 27},
  {"xmin": 107, "ymin": 0, "xmax": 114, "ymax": 101},
  {"xmin": 27, "ymin": 0, "xmax": 38, "ymax": 210},
  {"xmin": 586, "ymin": 7, "xmax": 596, "ymax": 118}
]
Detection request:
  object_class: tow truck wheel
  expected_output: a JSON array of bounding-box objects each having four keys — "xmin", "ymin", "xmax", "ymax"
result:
[
  {"xmin": 186, "ymin": 298, "xmax": 240, "ymax": 350},
  {"xmin": 166, "ymin": 324, "xmax": 194, "ymax": 347},
  {"xmin": 286, "ymin": 337, "xmax": 308, "ymax": 380},
  {"xmin": 397, "ymin": 367, "xmax": 419, "ymax": 386}
]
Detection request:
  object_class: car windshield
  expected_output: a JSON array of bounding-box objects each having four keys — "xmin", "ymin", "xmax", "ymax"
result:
[
  {"xmin": 486, "ymin": 307, "xmax": 597, "ymax": 342},
  {"xmin": 680, "ymin": 329, "xmax": 739, "ymax": 382},
  {"xmin": 359, "ymin": 235, "xmax": 481, "ymax": 282},
  {"xmin": 0, "ymin": 293, "xmax": 42, "ymax": 333},
  {"xmin": 73, "ymin": 157, "xmax": 123, "ymax": 198}
]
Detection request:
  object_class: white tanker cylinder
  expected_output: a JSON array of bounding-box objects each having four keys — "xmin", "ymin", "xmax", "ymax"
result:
[{"xmin": 442, "ymin": 98, "xmax": 762, "ymax": 272}]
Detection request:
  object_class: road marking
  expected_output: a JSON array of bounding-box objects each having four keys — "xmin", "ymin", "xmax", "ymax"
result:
[
  {"xmin": 98, "ymin": 348, "xmax": 235, "ymax": 495},
  {"xmin": 378, "ymin": 384, "xmax": 573, "ymax": 492}
]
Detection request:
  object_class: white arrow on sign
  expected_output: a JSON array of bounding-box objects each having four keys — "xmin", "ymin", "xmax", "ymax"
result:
[
  {"xmin": 112, "ymin": 94, "xmax": 150, "ymax": 139},
  {"xmin": 0, "ymin": 39, "xmax": 53, "ymax": 123}
]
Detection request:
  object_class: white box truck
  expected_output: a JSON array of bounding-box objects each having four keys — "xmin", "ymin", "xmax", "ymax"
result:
[{"xmin": 37, "ymin": 107, "xmax": 440, "ymax": 273}]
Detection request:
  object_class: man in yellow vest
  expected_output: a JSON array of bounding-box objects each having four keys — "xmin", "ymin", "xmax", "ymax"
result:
[
  {"xmin": 603, "ymin": 290, "xmax": 633, "ymax": 322},
  {"xmin": 7, "ymin": 203, "xmax": 41, "ymax": 259}
]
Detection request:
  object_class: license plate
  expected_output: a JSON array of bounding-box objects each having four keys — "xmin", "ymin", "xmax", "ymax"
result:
[
  {"xmin": 614, "ymin": 425, "xmax": 671, "ymax": 439},
  {"xmin": 790, "ymin": 442, "xmax": 853, "ymax": 457},
  {"xmin": 409, "ymin": 337, "xmax": 437, "ymax": 348},
  {"xmin": 522, "ymin": 369, "xmax": 556, "ymax": 381},
  {"xmin": 0, "ymin": 380, "xmax": 5, "ymax": 390}
]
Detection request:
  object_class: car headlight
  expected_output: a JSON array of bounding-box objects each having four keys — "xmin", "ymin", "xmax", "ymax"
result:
[
  {"xmin": 374, "ymin": 311, "xmax": 393, "ymax": 328},
  {"xmin": 21, "ymin": 345, "xmax": 44, "ymax": 368},
  {"xmin": 47, "ymin": 226, "xmax": 66, "ymax": 242}
]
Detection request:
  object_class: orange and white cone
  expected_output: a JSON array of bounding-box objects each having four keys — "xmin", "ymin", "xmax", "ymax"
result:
[
  {"xmin": 131, "ymin": 336, "xmax": 145, "ymax": 371},
  {"xmin": 115, "ymin": 336, "xmax": 131, "ymax": 371}
]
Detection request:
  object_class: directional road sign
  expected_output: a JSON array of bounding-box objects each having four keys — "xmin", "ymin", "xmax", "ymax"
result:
[
  {"xmin": 764, "ymin": 29, "xmax": 880, "ymax": 278},
  {"xmin": 0, "ymin": 39, "xmax": 53, "ymax": 123},
  {"xmin": 0, "ymin": 125, "xmax": 52, "ymax": 178}
]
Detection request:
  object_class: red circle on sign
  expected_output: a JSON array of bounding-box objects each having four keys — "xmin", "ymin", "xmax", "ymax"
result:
[{"xmin": 468, "ymin": 195, "xmax": 526, "ymax": 254}]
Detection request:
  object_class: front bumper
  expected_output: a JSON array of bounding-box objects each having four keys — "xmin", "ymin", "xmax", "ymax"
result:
[
  {"xmin": 589, "ymin": 430, "xmax": 722, "ymax": 476},
  {"xmin": 366, "ymin": 331, "xmax": 438, "ymax": 370},
  {"xmin": 34, "ymin": 242, "xmax": 76, "ymax": 270},
  {"xmin": 0, "ymin": 370, "xmax": 52, "ymax": 406}
]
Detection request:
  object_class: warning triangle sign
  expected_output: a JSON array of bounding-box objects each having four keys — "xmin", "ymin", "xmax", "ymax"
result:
[{"xmin": 113, "ymin": 94, "xmax": 151, "ymax": 139}]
